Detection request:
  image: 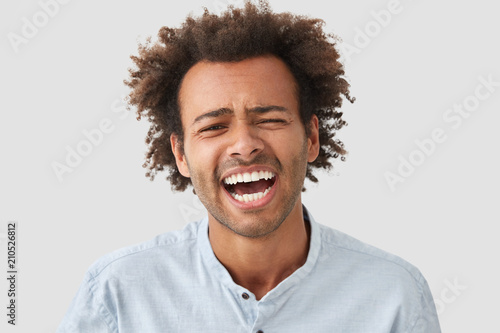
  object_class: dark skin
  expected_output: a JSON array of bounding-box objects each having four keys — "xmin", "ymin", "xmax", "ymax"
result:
[
  {"xmin": 171, "ymin": 56, "xmax": 319, "ymax": 299},
  {"xmin": 126, "ymin": 1, "xmax": 353, "ymax": 193}
]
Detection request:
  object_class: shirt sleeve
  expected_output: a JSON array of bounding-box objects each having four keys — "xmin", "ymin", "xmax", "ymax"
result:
[
  {"xmin": 408, "ymin": 277, "xmax": 442, "ymax": 333},
  {"xmin": 56, "ymin": 272, "xmax": 116, "ymax": 333}
]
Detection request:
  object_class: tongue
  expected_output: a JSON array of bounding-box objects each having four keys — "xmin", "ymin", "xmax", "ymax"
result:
[{"xmin": 232, "ymin": 179, "xmax": 272, "ymax": 195}]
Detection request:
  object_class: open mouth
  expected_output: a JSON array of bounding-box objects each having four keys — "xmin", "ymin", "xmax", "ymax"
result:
[{"xmin": 222, "ymin": 170, "xmax": 277, "ymax": 203}]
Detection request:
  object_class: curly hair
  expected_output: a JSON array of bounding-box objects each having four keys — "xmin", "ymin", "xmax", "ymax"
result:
[{"xmin": 125, "ymin": 0, "xmax": 354, "ymax": 191}]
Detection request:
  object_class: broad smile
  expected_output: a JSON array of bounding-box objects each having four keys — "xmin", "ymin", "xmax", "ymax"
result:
[{"xmin": 221, "ymin": 168, "xmax": 277, "ymax": 206}]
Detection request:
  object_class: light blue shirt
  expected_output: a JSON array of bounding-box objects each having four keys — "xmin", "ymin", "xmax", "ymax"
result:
[{"xmin": 57, "ymin": 208, "xmax": 441, "ymax": 332}]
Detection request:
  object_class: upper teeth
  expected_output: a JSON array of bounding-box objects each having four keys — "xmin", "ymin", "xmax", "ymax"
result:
[{"xmin": 223, "ymin": 171, "xmax": 275, "ymax": 185}]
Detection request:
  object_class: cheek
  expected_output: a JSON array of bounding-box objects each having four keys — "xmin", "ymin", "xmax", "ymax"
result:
[
  {"xmin": 185, "ymin": 139, "xmax": 224, "ymax": 174},
  {"xmin": 272, "ymin": 128, "xmax": 307, "ymax": 154}
]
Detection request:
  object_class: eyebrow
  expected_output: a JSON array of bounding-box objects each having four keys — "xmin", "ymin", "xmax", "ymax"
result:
[{"xmin": 192, "ymin": 105, "xmax": 289, "ymax": 126}]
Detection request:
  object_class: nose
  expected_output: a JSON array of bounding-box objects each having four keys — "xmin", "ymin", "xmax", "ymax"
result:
[{"xmin": 226, "ymin": 122, "xmax": 264, "ymax": 159}]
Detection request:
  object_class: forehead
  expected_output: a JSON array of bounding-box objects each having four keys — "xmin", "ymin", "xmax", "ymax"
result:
[{"xmin": 177, "ymin": 56, "xmax": 299, "ymax": 125}]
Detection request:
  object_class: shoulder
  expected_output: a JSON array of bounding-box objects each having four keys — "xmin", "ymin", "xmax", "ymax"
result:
[
  {"xmin": 313, "ymin": 223, "xmax": 439, "ymax": 327},
  {"xmin": 57, "ymin": 220, "xmax": 208, "ymax": 332},
  {"xmin": 316, "ymin": 222, "xmax": 427, "ymax": 291},
  {"xmin": 304, "ymin": 214, "xmax": 441, "ymax": 331},
  {"xmin": 84, "ymin": 219, "xmax": 203, "ymax": 281}
]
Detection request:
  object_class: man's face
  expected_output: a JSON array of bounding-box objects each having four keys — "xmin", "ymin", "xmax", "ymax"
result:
[{"xmin": 171, "ymin": 55, "xmax": 319, "ymax": 238}]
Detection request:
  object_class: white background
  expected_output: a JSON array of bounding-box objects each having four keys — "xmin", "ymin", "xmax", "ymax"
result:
[{"xmin": 1, "ymin": 0, "xmax": 499, "ymax": 332}]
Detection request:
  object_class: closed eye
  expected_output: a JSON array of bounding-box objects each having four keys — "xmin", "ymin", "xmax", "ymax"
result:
[
  {"xmin": 259, "ymin": 119, "xmax": 286, "ymax": 124},
  {"xmin": 257, "ymin": 118, "xmax": 289, "ymax": 129}
]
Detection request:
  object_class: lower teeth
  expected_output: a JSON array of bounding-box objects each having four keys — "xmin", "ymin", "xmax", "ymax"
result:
[{"xmin": 231, "ymin": 186, "xmax": 272, "ymax": 203}]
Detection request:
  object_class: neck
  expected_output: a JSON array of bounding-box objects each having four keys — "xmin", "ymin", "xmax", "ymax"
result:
[{"xmin": 208, "ymin": 201, "xmax": 310, "ymax": 300}]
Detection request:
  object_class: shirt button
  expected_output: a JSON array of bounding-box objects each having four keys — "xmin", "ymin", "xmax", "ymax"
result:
[
  {"xmin": 256, "ymin": 330, "xmax": 264, "ymax": 333},
  {"xmin": 242, "ymin": 292, "xmax": 250, "ymax": 300}
]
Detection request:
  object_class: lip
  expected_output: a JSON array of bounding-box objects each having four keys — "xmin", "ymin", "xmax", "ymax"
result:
[{"xmin": 220, "ymin": 165, "xmax": 278, "ymax": 210}]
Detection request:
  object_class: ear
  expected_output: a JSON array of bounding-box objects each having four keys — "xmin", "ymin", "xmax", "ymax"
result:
[
  {"xmin": 306, "ymin": 115, "xmax": 320, "ymax": 163},
  {"xmin": 170, "ymin": 133, "xmax": 190, "ymax": 178}
]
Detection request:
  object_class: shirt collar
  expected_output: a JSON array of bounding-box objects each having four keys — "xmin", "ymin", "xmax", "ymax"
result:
[{"xmin": 197, "ymin": 205, "xmax": 321, "ymax": 302}]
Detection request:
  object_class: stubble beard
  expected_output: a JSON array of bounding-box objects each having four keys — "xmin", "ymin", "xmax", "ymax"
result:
[{"xmin": 187, "ymin": 141, "xmax": 309, "ymax": 239}]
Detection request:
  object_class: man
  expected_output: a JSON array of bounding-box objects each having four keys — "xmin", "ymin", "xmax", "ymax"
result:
[{"xmin": 57, "ymin": 1, "xmax": 441, "ymax": 332}]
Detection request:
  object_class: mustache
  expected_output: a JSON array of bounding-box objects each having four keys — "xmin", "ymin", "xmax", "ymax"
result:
[{"xmin": 215, "ymin": 155, "xmax": 283, "ymax": 180}]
